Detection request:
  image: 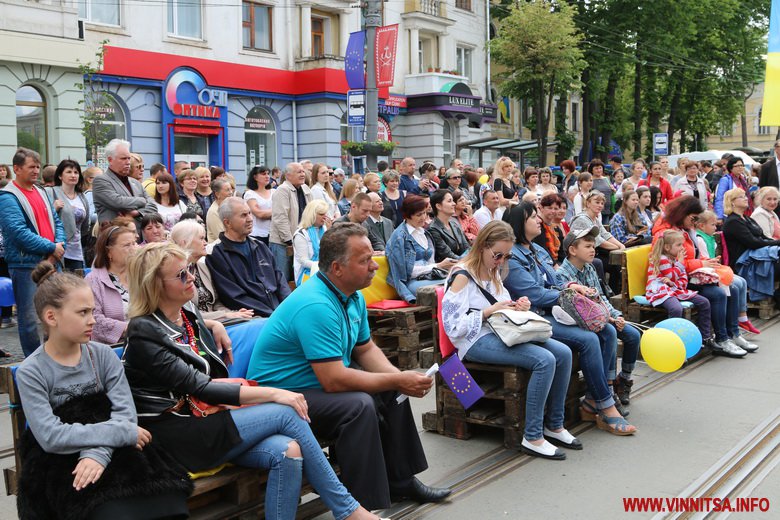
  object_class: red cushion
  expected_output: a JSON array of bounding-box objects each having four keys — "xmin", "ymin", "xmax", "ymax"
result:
[
  {"xmin": 436, "ymin": 286, "xmax": 456, "ymax": 358},
  {"xmin": 366, "ymin": 299, "xmax": 414, "ymax": 310}
]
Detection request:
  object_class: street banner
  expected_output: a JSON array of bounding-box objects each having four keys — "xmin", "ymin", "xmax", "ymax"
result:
[
  {"xmin": 761, "ymin": 0, "xmax": 780, "ymax": 125},
  {"xmin": 375, "ymin": 24, "xmax": 399, "ymax": 88},
  {"xmin": 345, "ymin": 31, "xmax": 366, "ymax": 90}
]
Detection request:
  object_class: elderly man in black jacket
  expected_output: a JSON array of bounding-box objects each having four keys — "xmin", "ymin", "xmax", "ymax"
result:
[{"xmin": 206, "ymin": 197, "xmax": 290, "ymax": 316}]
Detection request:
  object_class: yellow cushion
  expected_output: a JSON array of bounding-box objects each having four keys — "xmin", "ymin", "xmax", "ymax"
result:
[
  {"xmin": 361, "ymin": 255, "xmax": 399, "ymax": 305},
  {"xmin": 625, "ymin": 244, "xmax": 652, "ymax": 299},
  {"xmin": 188, "ymin": 463, "xmax": 230, "ymax": 480}
]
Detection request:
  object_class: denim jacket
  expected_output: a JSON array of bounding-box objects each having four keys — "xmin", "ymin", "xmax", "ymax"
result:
[
  {"xmin": 504, "ymin": 243, "xmax": 562, "ymax": 312},
  {"xmin": 386, "ymin": 223, "xmax": 433, "ymax": 302},
  {"xmin": 735, "ymin": 246, "xmax": 780, "ymax": 301}
]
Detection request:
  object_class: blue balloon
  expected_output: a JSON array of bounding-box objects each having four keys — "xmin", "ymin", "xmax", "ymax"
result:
[{"xmin": 656, "ymin": 318, "xmax": 702, "ymax": 359}]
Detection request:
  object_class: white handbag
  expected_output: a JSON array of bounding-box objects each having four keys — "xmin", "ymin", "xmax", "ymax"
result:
[{"xmin": 486, "ymin": 309, "xmax": 553, "ymax": 346}]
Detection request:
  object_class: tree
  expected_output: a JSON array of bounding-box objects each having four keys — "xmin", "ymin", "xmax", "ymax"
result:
[
  {"xmin": 75, "ymin": 40, "xmax": 112, "ymax": 162},
  {"xmin": 491, "ymin": 1, "xmax": 585, "ymax": 162}
]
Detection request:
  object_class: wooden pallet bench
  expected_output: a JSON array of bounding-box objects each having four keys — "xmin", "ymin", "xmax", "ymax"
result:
[
  {"xmin": 368, "ymin": 305, "xmax": 435, "ymax": 370},
  {"xmin": 0, "ymin": 364, "xmax": 332, "ymax": 520}
]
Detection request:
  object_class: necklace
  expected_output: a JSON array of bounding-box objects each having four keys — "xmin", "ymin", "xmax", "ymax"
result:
[{"xmin": 180, "ymin": 310, "xmax": 204, "ymax": 357}]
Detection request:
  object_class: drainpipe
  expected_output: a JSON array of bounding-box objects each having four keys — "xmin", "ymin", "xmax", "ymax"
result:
[
  {"xmin": 486, "ymin": 0, "xmax": 491, "ymax": 102},
  {"xmin": 292, "ymin": 100, "xmax": 298, "ymax": 162}
]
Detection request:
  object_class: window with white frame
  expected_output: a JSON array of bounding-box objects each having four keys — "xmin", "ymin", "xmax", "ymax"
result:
[
  {"xmin": 455, "ymin": 0, "xmax": 472, "ymax": 11},
  {"xmin": 456, "ymin": 46, "xmax": 472, "ymax": 81},
  {"xmin": 758, "ymin": 108, "xmax": 772, "ymax": 135},
  {"xmin": 242, "ymin": 2, "xmax": 272, "ymax": 51},
  {"xmin": 419, "ymin": 36, "xmax": 434, "ymax": 72},
  {"xmin": 168, "ymin": 0, "xmax": 202, "ymax": 39},
  {"xmin": 443, "ymin": 120, "xmax": 453, "ymax": 165},
  {"xmin": 77, "ymin": 0, "xmax": 120, "ymax": 26}
]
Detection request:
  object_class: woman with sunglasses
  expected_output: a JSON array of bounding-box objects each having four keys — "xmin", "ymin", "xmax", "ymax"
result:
[
  {"xmin": 502, "ymin": 203, "xmax": 637, "ymax": 434},
  {"xmin": 122, "ymin": 242, "xmax": 380, "ymax": 520},
  {"xmin": 85, "ymin": 225, "xmax": 138, "ymax": 345},
  {"xmin": 244, "ymin": 166, "xmax": 275, "ymax": 244},
  {"xmin": 442, "ymin": 168, "xmax": 463, "ymax": 193},
  {"xmin": 442, "ymin": 220, "xmax": 578, "ymax": 458}
]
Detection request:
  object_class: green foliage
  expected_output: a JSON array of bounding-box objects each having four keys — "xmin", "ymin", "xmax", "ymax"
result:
[{"xmin": 75, "ymin": 40, "xmax": 112, "ymax": 162}]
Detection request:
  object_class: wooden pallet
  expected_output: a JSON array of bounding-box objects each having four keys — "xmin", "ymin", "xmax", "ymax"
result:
[{"xmin": 368, "ymin": 305, "xmax": 435, "ymax": 369}]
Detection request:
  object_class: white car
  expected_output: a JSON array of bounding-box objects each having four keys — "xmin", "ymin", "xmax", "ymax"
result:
[{"xmin": 666, "ymin": 150, "xmax": 756, "ymax": 168}]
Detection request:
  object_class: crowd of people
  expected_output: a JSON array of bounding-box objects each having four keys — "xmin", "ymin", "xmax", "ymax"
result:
[{"xmin": 2, "ymin": 137, "xmax": 779, "ymax": 518}]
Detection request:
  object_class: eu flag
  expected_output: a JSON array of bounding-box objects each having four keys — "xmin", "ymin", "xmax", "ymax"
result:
[
  {"xmin": 345, "ymin": 31, "xmax": 366, "ymax": 90},
  {"xmin": 439, "ymin": 355, "xmax": 484, "ymax": 410}
]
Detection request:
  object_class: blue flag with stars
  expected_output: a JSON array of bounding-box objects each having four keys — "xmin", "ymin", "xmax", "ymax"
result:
[
  {"xmin": 345, "ymin": 31, "xmax": 366, "ymax": 89},
  {"xmin": 439, "ymin": 355, "xmax": 484, "ymax": 409}
]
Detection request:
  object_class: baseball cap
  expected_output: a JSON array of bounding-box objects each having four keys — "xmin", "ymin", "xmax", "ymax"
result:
[{"xmin": 562, "ymin": 226, "xmax": 600, "ymax": 254}]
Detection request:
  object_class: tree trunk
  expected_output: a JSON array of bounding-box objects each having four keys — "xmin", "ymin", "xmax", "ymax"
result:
[
  {"xmin": 536, "ymin": 79, "xmax": 546, "ymax": 163},
  {"xmin": 598, "ymin": 71, "xmax": 619, "ymax": 162},
  {"xmin": 581, "ymin": 67, "xmax": 592, "ymax": 164},
  {"xmin": 667, "ymin": 77, "xmax": 683, "ymax": 154},
  {"xmin": 741, "ymin": 110, "xmax": 749, "ymax": 148},
  {"xmin": 544, "ymin": 75, "xmax": 555, "ymax": 164},
  {"xmin": 632, "ymin": 54, "xmax": 642, "ymax": 158}
]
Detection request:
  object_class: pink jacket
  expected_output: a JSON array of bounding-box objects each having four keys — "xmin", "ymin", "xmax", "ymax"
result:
[{"xmin": 85, "ymin": 267, "xmax": 128, "ymax": 344}]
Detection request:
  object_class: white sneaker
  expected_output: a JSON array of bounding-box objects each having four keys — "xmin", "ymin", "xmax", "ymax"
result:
[
  {"xmin": 714, "ymin": 339, "xmax": 747, "ymax": 358},
  {"xmin": 731, "ymin": 335, "xmax": 758, "ymax": 353}
]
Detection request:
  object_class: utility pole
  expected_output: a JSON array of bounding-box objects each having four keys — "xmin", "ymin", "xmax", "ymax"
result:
[{"xmin": 363, "ymin": 0, "xmax": 381, "ymax": 170}]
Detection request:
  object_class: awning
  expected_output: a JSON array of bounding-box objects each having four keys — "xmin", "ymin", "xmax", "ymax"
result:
[{"xmin": 457, "ymin": 137, "xmax": 558, "ymax": 153}]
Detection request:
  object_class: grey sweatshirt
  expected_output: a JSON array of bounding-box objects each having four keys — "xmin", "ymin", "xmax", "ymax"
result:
[{"xmin": 15, "ymin": 342, "xmax": 138, "ymax": 467}]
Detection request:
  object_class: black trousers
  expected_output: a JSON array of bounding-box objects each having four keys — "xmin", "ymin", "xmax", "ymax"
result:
[{"xmin": 299, "ymin": 389, "xmax": 428, "ymax": 510}]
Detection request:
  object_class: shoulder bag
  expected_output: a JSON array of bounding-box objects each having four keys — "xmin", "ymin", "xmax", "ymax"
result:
[{"xmin": 557, "ymin": 287, "xmax": 610, "ymax": 332}]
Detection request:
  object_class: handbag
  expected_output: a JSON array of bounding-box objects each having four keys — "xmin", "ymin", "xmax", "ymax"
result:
[
  {"xmin": 557, "ymin": 287, "xmax": 610, "ymax": 332},
  {"xmin": 448, "ymin": 269, "xmax": 553, "ymax": 346},
  {"xmin": 187, "ymin": 378, "xmax": 258, "ymax": 418}
]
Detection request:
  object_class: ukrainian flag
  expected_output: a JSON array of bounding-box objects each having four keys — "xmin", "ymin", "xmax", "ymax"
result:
[{"xmin": 761, "ymin": 0, "xmax": 780, "ymax": 124}]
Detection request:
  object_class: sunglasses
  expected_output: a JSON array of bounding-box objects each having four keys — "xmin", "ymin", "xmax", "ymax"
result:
[
  {"xmin": 166, "ymin": 267, "xmax": 192, "ymax": 284},
  {"xmin": 449, "ymin": 176, "xmax": 462, "ymax": 180},
  {"xmin": 489, "ymin": 248, "xmax": 512, "ymax": 261}
]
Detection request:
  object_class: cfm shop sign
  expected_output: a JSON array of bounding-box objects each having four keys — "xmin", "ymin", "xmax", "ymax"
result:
[{"xmin": 164, "ymin": 68, "xmax": 228, "ymax": 119}]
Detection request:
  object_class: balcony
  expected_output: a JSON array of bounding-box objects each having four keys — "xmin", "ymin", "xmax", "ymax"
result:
[
  {"xmin": 404, "ymin": 0, "xmax": 447, "ymax": 18},
  {"xmin": 404, "ymin": 71, "xmax": 468, "ymax": 96}
]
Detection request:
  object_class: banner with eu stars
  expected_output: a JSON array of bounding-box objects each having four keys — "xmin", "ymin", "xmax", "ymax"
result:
[{"xmin": 439, "ymin": 355, "xmax": 484, "ymax": 410}]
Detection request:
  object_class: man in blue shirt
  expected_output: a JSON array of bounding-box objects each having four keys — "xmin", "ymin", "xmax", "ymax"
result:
[
  {"xmin": 247, "ymin": 223, "xmax": 450, "ymax": 510},
  {"xmin": 398, "ymin": 156, "xmax": 431, "ymax": 195}
]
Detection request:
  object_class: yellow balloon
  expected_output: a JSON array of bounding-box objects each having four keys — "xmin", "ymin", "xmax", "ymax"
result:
[
  {"xmin": 479, "ymin": 174, "xmax": 490, "ymax": 185},
  {"xmin": 640, "ymin": 328, "xmax": 686, "ymax": 373}
]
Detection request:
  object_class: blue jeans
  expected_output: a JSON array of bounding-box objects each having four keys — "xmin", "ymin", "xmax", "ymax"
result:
[
  {"xmin": 216, "ymin": 403, "xmax": 359, "ymax": 520},
  {"xmin": 548, "ymin": 318, "xmax": 616, "ymax": 409},
  {"xmin": 10, "ymin": 268, "xmax": 39, "ymax": 357},
  {"xmin": 464, "ymin": 333, "xmax": 571, "ymax": 440},
  {"xmin": 616, "ymin": 322, "xmax": 641, "ymax": 380},
  {"xmin": 270, "ymin": 242, "xmax": 292, "ymax": 282},
  {"xmin": 727, "ymin": 275, "xmax": 747, "ymax": 338},
  {"xmin": 695, "ymin": 284, "xmax": 728, "ymax": 341},
  {"xmin": 406, "ymin": 278, "xmax": 444, "ymax": 302}
]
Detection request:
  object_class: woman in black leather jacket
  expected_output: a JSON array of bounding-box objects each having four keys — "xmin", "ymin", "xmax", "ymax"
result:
[{"xmin": 122, "ymin": 243, "xmax": 378, "ymax": 520}]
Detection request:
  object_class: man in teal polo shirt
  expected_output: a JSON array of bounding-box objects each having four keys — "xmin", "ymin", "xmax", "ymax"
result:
[{"xmin": 247, "ymin": 223, "xmax": 451, "ymax": 510}]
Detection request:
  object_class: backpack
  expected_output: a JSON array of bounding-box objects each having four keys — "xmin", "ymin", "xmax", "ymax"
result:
[{"xmin": 557, "ymin": 287, "xmax": 610, "ymax": 332}]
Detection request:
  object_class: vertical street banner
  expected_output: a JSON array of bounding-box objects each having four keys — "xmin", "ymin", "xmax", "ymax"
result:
[
  {"xmin": 345, "ymin": 31, "xmax": 366, "ymax": 90},
  {"xmin": 375, "ymin": 24, "xmax": 399, "ymax": 88},
  {"xmin": 761, "ymin": 0, "xmax": 780, "ymax": 125}
]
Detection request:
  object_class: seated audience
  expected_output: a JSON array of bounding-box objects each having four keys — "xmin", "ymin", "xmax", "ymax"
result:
[
  {"xmin": 293, "ymin": 200, "xmax": 329, "ymax": 286},
  {"xmin": 177, "ymin": 169, "xmax": 203, "ymax": 216},
  {"xmin": 123, "ymin": 242, "xmax": 379, "ymax": 520},
  {"xmin": 15, "ymin": 262, "xmax": 190, "ymax": 519},
  {"xmin": 442, "ymin": 168, "xmax": 463, "ymax": 193},
  {"xmin": 206, "ymin": 197, "xmax": 290, "ymax": 316},
  {"xmin": 153, "ymin": 173, "xmax": 187, "ymax": 232},
  {"xmin": 571, "ymin": 172, "xmax": 593, "ymax": 217},
  {"xmin": 194, "ymin": 166, "xmax": 215, "ymax": 216},
  {"xmin": 336, "ymin": 192, "xmax": 372, "ymax": 225},
  {"xmin": 206, "ymin": 178, "xmax": 235, "ymax": 242},
  {"xmin": 443, "ymin": 221, "xmax": 577, "ymax": 458},
  {"xmin": 428, "ymin": 189, "xmax": 469, "ymax": 262},
  {"xmin": 722, "ymin": 188, "xmax": 780, "ymax": 270},
  {"xmin": 453, "ymin": 190, "xmax": 479, "ymax": 243},
  {"xmin": 750, "ymin": 186, "xmax": 780, "ymax": 239},
  {"xmin": 609, "ymin": 190, "xmax": 652, "ymax": 247},
  {"xmin": 473, "ymin": 189, "xmax": 505, "ymax": 229},
  {"xmin": 170, "ymin": 219, "xmax": 254, "ymax": 321},
  {"xmin": 363, "ymin": 172, "xmax": 382, "ymax": 195},
  {"xmin": 504, "ymin": 203, "xmax": 637, "ymax": 432},
  {"xmin": 673, "ymin": 161, "xmax": 709, "ymax": 209},
  {"xmin": 386, "ymin": 195, "xmax": 457, "ymax": 303},
  {"xmin": 491, "ymin": 156, "xmax": 518, "ymax": 208},
  {"xmin": 364, "ymin": 192, "xmax": 394, "ymax": 251},
  {"xmin": 85, "ymin": 225, "xmax": 137, "ymax": 344},
  {"xmin": 140, "ymin": 213, "xmax": 167, "ymax": 244},
  {"xmin": 635, "ymin": 186, "xmax": 655, "ymax": 232},
  {"xmin": 247, "ymin": 224, "xmax": 450, "ymax": 510},
  {"xmin": 380, "ymin": 171, "xmax": 406, "ymax": 227},
  {"xmin": 715, "ymin": 156, "xmax": 752, "ymax": 222},
  {"xmin": 638, "ymin": 161, "xmax": 673, "ymax": 206}
]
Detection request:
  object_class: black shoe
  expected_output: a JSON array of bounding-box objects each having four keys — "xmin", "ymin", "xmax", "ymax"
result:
[
  {"xmin": 390, "ymin": 477, "xmax": 451, "ymax": 503},
  {"xmin": 614, "ymin": 375, "xmax": 633, "ymax": 405},
  {"xmin": 613, "ymin": 393, "xmax": 629, "ymax": 417}
]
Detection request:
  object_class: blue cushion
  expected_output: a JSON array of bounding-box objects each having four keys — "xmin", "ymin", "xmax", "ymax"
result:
[
  {"xmin": 633, "ymin": 295, "xmax": 693, "ymax": 308},
  {"xmin": 226, "ymin": 318, "xmax": 267, "ymax": 379}
]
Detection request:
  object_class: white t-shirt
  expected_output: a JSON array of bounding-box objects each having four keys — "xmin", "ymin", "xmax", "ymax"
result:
[
  {"xmin": 155, "ymin": 201, "xmax": 187, "ymax": 231},
  {"xmin": 473, "ymin": 206, "xmax": 505, "ymax": 229},
  {"xmin": 244, "ymin": 189, "xmax": 274, "ymax": 238},
  {"xmin": 64, "ymin": 195, "xmax": 86, "ymax": 262}
]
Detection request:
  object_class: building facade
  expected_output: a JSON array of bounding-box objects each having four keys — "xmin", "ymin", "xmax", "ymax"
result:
[{"xmin": 1, "ymin": 0, "xmax": 495, "ymax": 183}]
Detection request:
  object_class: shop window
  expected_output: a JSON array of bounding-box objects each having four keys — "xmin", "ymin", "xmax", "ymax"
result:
[
  {"xmin": 77, "ymin": 0, "xmax": 120, "ymax": 26},
  {"xmin": 85, "ymin": 94, "xmax": 127, "ymax": 162},
  {"xmin": 340, "ymin": 112, "xmax": 350, "ymax": 143},
  {"xmin": 168, "ymin": 0, "xmax": 202, "ymax": 39},
  {"xmin": 455, "ymin": 0, "xmax": 472, "ymax": 11},
  {"xmin": 456, "ymin": 46, "xmax": 472, "ymax": 81},
  {"xmin": 16, "ymin": 85, "xmax": 47, "ymax": 164},
  {"xmin": 443, "ymin": 120, "xmax": 453, "ymax": 166},
  {"xmin": 245, "ymin": 106, "xmax": 277, "ymax": 170},
  {"xmin": 242, "ymin": 2, "xmax": 272, "ymax": 51}
]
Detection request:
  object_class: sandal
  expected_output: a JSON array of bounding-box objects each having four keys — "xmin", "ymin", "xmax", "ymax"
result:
[
  {"xmin": 579, "ymin": 400, "xmax": 598, "ymax": 422},
  {"xmin": 596, "ymin": 411, "xmax": 637, "ymax": 436}
]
